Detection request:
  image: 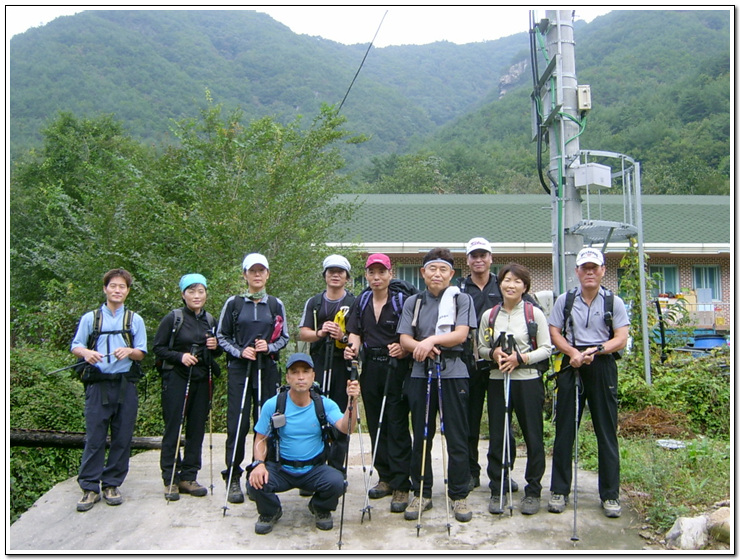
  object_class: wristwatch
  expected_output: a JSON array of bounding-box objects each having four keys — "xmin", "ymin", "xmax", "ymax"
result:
[{"xmin": 249, "ymin": 459, "xmax": 265, "ymax": 470}]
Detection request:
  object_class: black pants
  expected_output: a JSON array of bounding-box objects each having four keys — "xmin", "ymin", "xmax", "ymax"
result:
[
  {"xmin": 486, "ymin": 376, "xmax": 545, "ymax": 498},
  {"xmin": 313, "ymin": 347, "xmax": 350, "ymax": 412},
  {"xmin": 360, "ymin": 356, "xmax": 412, "ymax": 492},
  {"xmin": 405, "ymin": 376, "xmax": 470, "ymax": 500},
  {"xmin": 222, "ymin": 359, "xmax": 280, "ymax": 479},
  {"xmin": 160, "ymin": 371, "xmax": 209, "ymax": 484},
  {"xmin": 550, "ymin": 355, "xmax": 620, "ymax": 501},
  {"xmin": 465, "ymin": 356, "xmax": 489, "ymax": 479},
  {"xmin": 78, "ymin": 379, "xmax": 138, "ymax": 492}
]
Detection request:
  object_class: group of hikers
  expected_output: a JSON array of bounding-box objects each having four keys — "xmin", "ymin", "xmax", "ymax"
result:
[{"xmin": 69, "ymin": 238, "xmax": 629, "ymax": 538}]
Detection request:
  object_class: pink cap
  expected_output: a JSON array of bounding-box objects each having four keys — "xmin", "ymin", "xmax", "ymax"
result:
[{"xmin": 365, "ymin": 253, "xmax": 392, "ymax": 269}]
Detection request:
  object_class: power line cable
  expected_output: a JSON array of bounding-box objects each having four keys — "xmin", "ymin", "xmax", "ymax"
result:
[{"xmin": 338, "ymin": 10, "xmax": 387, "ymax": 113}]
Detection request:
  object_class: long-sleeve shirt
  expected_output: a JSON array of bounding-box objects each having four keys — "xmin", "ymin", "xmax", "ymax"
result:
[
  {"xmin": 216, "ymin": 294, "xmax": 289, "ymax": 363},
  {"xmin": 478, "ymin": 300, "xmax": 552, "ymax": 381}
]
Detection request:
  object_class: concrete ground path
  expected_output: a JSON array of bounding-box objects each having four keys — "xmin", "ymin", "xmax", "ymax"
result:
[{"xmin": 9, "ymin": 433, "xmax": 649, "ymax": 553}]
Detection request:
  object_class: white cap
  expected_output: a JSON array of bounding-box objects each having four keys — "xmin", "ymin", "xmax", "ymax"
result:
[
  {"xmin": 466, "ymin": 237, "xmax": 492, "ymax": 255},
  {"xmin": 576, "ymin": 247, "xmax": 605, "ymax": 266},
  {"xmin": 242, "ymin": 253, "xmax": 269, "ymax": 271},
  {"xmin": 322, "ymin": 254, "xmax": 351, "ymax": 273}
]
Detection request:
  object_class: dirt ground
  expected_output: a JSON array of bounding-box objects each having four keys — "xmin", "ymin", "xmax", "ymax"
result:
[{"xmin": 8, "ymin": 432, "xmax": 651, "ymax": 553}]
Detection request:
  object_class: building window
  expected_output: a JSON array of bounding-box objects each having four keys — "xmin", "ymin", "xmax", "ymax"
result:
[
  {"xmin": 649, "ymin": 265, "xmax": 679, "ymax": 297},
  {"xmin": 692, "ymin": 265, "xmax": 721, "ymax": 300}
]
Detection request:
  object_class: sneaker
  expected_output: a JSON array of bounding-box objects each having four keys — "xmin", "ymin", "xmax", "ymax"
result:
[
  {"xmin": 178, "ymin": 480, "xmax": 207, "ymax": 497},
  {"xmin": 227, "ymin": 479, "xmax": 244, "ymax": 504},
  {"xmin": 102, "ymin": 486, "xmax": 123, "ymax": 506},
  {"xmin": 255, "ymin": 508, "xmax": 283, "ymax": 535},
  {"xmin": 164, "ymin": 484, "xmax": 180, "ymax": 501},
  {"xmin": 489, "ymin": 493, "xmax": 508, "ymax": 514},
  {"xmin": 547, "ymin": 493, "xmax": 569, "ymax": 514},
  {"xmin": 467, "ymin": 475, "xmax": 481, "ymax": 492},
  {"xmin": 601, "ymin": 499, "xmax": 622, "ymax": 518},
  {"xmin": 453, "ymin": 499, "xmax": 473, "ymax": 522},
  {"xmin": 520, "ymin": 496, "xmax": 541, "ymax": 515},
  {"xmin": 403, "ymin": 496, "xmax": 433, "ymax": 520},
  {"xmin": 76, "ymin": 490, "xmax": 100, "ymax": 512},
  {"xmin": 308, "ymin": 501, "xmax": 334, "ymax": 531},
  {"xmin": 390, "ymin": 490, "xmax": 409, "ymax": 513},
  {"xmin": 368, "ymin": 481, "xmax": 393, "ymax": 499}
]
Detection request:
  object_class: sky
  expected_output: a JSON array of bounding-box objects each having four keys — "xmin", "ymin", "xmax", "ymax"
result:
[{"xmin": 6, "ymin": 5, "xmax": 615, "ymax": 47}]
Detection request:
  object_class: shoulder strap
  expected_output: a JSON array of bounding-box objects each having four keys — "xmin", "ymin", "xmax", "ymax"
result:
[
  {"xmin": 524, "ymin": 301, "xmax": 538, "ymax": 351},
  {"xmin": 309, "ymin": 386, "xmax": 328, "ymax": 428},
  {"xmin": 310, "ymin": 292, "xmax": 325, "ymax": 330},
  {"xmin": 231, "ymin": 295, "xmax": 245, "ymax": 326},
  {"xmin": 410, "ymin": 294, "xmax": 424, "ymax": 330},
  {"xmin": 603, "ymin": 288, "xmax": 615, "ymax": 339},
  {"xmin": 122, "ymin": 309, "xmax": 134, "ymax": 348},
  {"xmin": 86, "ymin": 308, "xmax": 104, "ymax": 350},
  {"xmin": 168, "ymin": 308, "xmax": 184, "ymax": 349},
  {"xmin": 487, "ymin": 303, "xmax": 502, "ymax": 329},
  {"xmin": 88, "ymin": 307, "xmax": 134, "ymax": 348},
  {"xmin": 561, "ymin": 288, "xmax": 578, "ymax": 336}
]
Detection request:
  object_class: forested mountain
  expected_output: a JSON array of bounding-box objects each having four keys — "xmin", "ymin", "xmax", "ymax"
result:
[{"xmin": 9, "ymin": 9, "xmax": 730, "ymax": 193}]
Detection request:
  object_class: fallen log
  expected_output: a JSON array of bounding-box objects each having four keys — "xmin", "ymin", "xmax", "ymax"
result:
[{"xmin": 9, "ymin": 429, "xmax": 181, "ymax": 450}]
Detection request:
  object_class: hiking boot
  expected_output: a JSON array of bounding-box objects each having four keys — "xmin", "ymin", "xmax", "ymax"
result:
[
  {"xmin": 178, "ymin": 479, "xmax": 207, "ymax": 497},
  {"xmin": 489, "ymin": 493, "xmax": 508, "ymax": 515},
  {"xmin": 467, "ymin": 475, "xmax": 481, "ymax": 492},
  {"xmin": 368, "ymin": 481, "xmax": 393, "ymax": 499},
  {"xmin": 227, "ymin": 479, "xmax": 244, "ymax": 504},
  {"xmin": 390, "ymin": 490, "xmax": 409, "ymax": 513},
  {"xmin": 403, "ymin": 496, "xmax": 433, "ymax": 520},
  {"xmin": 547, "ymin": 493, "xmax": 568, "ymax": 514},
  {"xmin": 453, "ymin": 499, "xmax": 473, "ymax": 522},
  {"xmin": 520, "ymin": 495, "xmax": 541, "ymax": 515},
  {"xmin": 164, "ymin": 484, "xmax": 180, "ymax": 501},
  {"xmin": 102, "ymin": 486, "xmax": 123, "ymax": 506},
  {"xmin": 255, "ymin": 508, "xmax": 283, "ymax": 535},
  {"xmin": 601, "ymin": 499, "xmax": 622, "ymax": 518},
  {"xmin": 76, "ymin": 490, "xmax": 100, "ymax": 512},
  {"xmin": 308, "ymin": 501, "xmax": 334, "ymax": 531}
]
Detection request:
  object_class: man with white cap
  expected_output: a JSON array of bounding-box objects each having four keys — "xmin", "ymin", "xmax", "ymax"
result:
[
  {"xmin": 458, "ymin": 237, "xmax": 523, "ymax": 494},
  {"xmin": 217, "ymin": 253, "xmax": 289, "ymax": 504},
  {"xmin": 298, "ymin": 254, "xmax": 355, "ymax": 412},
  {"xmin": 547, "ymin": 247, "xmax": 629, "ymax": 518}
]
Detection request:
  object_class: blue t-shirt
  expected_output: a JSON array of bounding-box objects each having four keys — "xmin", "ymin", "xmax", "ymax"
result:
[{"xmin": 255, "ymin": 390, "xmax": 343, "ymax": 474}]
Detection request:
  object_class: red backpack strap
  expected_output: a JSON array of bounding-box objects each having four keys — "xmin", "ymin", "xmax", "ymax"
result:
[{"xmin": 487, "ymin": 303, "xmax": 502, "ymax": 330}]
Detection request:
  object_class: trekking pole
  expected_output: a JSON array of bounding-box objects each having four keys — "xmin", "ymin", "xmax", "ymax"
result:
[
  {"xmin": 434, "ymin": 354, "xmax": 451, "ymax": 536},
  {"xmin": 207, "ymin": 337, "xmax": 215, "ymax": 496},
  {"xmin": 337, "ymin": 359, "xmax": 359, "ymax": 550},
  {"xmin": 46, "ymin": 354, "xmax": 114, "ymax": 375},
  {"xmin": 572, "ymin": 364, "xmax": 581, "ymax": 543},
  {"xmin": 223, "ymin": 359, "xmax": 252, "ymax": 517},
  {"xmin": 323, "ymin": 336, "xmax": 333, "ymax": 396},
  {"xmin": 505, "ymin": 335, "xmax": 515, "ymax": 516},
  {"xmin": 496, "ymin": 333, "xmax": 511, "ymax": 516},
  {"xmin": 353, "ymin": 371, "xmax": 373, "ymax": 523},
  {"xmin": 368, "ymin": 357, "xmax": 394, "ymax": 482},
  {"xmin": 416, "ymin": 358, "xmax": 434, "ymax": 537},
  {"xmin": 168, "ymin": 345, "xmax": 197, "ymax": 504},
  {"xmin": 256, "ymin": 352, "xmax": 263, "ymax": 418}
]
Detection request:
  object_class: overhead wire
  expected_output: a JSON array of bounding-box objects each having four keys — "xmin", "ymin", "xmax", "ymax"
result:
[{"xmin": 338, "ymin": 10, "xmax": 388, "ymax": 113}]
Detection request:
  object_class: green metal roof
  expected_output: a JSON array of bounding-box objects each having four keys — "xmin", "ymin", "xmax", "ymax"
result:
[{"xmin": 331, "ymin": 194, "xmax": 730, "ymax": 246}]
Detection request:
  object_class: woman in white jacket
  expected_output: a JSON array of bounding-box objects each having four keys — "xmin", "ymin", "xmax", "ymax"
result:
[{"xmin": 478, "ymin": 262, "xmax": 552, "ymax": 516}]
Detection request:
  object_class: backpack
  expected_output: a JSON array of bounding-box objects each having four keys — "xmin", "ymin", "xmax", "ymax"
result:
[
  {"xmin": 487, "ymin": 301, "xmax": 549, "ymax": 374},
  {"xmin": 74, "ymin": 307, "xmax": 143, "ymax": 385},
  {"xmin": 267, "ymin": 383, "xmax": 346, "ymax": 471},
  {"xmin": 357, "ymin": 278, "xmax": 417, "ymax": 323},
  {"xmin": 307, "ymin": 291, "xmax": 356, "ymax": 353},
  {"xmin": 230, "ymin": 295, "xmax": 283, "ymax": 357},
  {"xmin": 155, "ymin": 308, "xmax": 218, "ymax": 374},
  {"xmin": 561, "ymin": 287, "xmax": 620, "ymax": 359}
]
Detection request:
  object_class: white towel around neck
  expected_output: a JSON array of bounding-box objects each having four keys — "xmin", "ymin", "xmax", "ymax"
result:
[{"xmin": 435, "ymin": 286, "xmax": 460, "ymax": 335}]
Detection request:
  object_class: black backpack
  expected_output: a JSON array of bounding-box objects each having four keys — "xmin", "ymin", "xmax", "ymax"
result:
[
  {"xmin": 155, "ymin": 308, "xmax": 218, "ymax": 374},
  {"xmin": 561, "ymin": 287, "xmax": 620, "ymax": 359},
  {"xmin": 357, "ymin": 278, "xmax": 417, "ymax": 322},
  {"xmin": 267, "ymin": 383, "xmax": 346, "ymax": 471},
  {"xmin": 487, "ymin": 301, "xmax": 549, "ymax": 374}
]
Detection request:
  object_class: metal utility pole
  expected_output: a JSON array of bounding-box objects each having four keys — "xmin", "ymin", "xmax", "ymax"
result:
[{"xmin": 530, "ymin": 10, "xmax": 652, "ymax": 382}]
